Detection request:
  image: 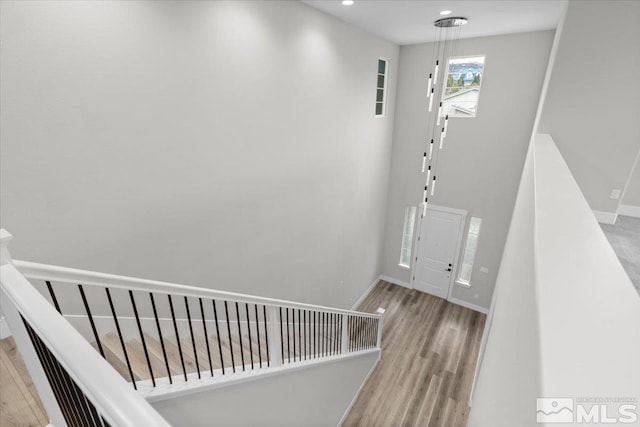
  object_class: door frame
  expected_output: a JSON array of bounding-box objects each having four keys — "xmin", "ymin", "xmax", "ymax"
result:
[{"xmin": 410, "ymin": 204, "xmax": 468, "ymax": 301}]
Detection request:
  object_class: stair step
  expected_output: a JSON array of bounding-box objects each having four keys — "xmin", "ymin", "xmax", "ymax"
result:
[
  {"xmin": 128, "ymin": 338, "xmax": 170, "ymax": 381},
  {"xmin": 97, "ymin": 321, "xmax": 346, "ymax": 384},
  {"xmin": 142, "ymin": 333, "xmax": 182, "ymax": 377},
  {"xmin": 100, "ymin": 333, "xmax": 141, "ymax": 382}
]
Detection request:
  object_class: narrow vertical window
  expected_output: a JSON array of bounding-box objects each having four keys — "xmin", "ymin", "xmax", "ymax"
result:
[
  {"xmin": 375, "ymin": 58, "xmax": 388, "ymax": 116},
  {"xmin": 399, "ymin": 206, "xmax": 416, "ymax": 268},
  {"xmin": 458, "ymin": 217, "xmax": 482, "ymax": 285}
]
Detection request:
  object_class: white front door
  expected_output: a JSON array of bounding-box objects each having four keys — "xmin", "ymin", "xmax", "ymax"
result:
[{"xmin": 413, "ymin": 207, "xmax": 464, "ymax": 299}]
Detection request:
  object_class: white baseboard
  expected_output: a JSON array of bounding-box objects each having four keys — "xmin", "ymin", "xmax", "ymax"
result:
[
  {"xmin": 337, "ymin": 355, "xmax": 380, "ymax": 426},
  {"xmin": 593, "ymin": 210, "xmax": 618, "ymax": 224},
  {"xmin": 378, "ymin": 275, "xmax": 412, "ymax": 289},
  {"xmin": 351, "ymin": 277, "xmax": 381, "ymax": 311},
  {"xmin": 617, "ymin": 204, "xmax": 640, "ymax": 218},
  {"xmin": 447, "ymin": 297, "xmax": 489, "ymax": 314},
  {"xmin": 0, "ymin": 317, "xmax": 11, "ymax": 339}
]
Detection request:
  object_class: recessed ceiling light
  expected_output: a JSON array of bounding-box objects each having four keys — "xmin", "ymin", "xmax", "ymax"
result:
[
  {"xmin": 440, "ymin": 10, "xmax": 452, "ymax": 16},
  {"xmin": 342, "ymin": 0, "xmax": 354, "ymax": 5}
]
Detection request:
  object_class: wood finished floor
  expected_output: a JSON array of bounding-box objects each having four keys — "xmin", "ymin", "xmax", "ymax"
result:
[
  {"xmin": 343, "ymin": 281, "xmax": 486, "ymax": 427},
  {"xmin": 0, "ymin": 337, "xmax": 48, "ymax": 427}
]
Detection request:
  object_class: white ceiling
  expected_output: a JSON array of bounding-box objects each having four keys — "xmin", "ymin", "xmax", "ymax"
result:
[{"xmin": 302, "ymin": 0, "xmax": 567, "ymax": 45}]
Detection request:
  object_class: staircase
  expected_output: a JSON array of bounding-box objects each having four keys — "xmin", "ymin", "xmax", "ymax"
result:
[{"xmin": 0, "ymin": 229, "xmax": 382, "ymax": 426}]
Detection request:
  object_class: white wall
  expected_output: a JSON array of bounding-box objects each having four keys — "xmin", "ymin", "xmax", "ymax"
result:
[
  {"xmin": 382, "ymin": 30, "xmax": 554, "ymax": 309},
  {"xmin": 150, "ymin": 352, "xmax": 379, "ymax": 427},
  {"xmin": 0, "ymin": 1, "xmax": 398, "ymax": 308},
  {"xmin": 537, "ymin": 0, "xmax": 640, "ymax": 215}
]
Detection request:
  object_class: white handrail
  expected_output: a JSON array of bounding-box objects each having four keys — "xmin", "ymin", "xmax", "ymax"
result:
[
  {"xmin": 0, "ymin": 263, "xmax": 170, "ymax": 427},
  {"xmin": 14, "ymin": 260, "xmax": 381, "ymax": 319}
]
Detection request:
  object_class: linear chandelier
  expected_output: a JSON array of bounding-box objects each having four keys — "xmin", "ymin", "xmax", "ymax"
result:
[{"xmin": 420, "ymin": 16, "xmax": 467, "ymax": 217}]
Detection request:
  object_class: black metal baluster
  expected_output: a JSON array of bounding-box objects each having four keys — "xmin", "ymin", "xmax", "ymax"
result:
[
  {"xmin": 235, "ymin": 302, "xmax": 245, "ymax": 371},
  {"xmin": 338, "ymin": 315, "xmax": 343, "ymax": 353},
  {"xmin": 297, "ymin": 309, "xmax": 301, "ymax": 362},
  {"xmin": 224, "ymin": 301, "xmax": 235, "ymax": 373},
  {"xmin": 319, "ymin": 312, "xmax": 322, "ymax": 357},
  {"xmin": 354, "ymin": 316, "xmax": 359, "ymax": 351},
  {"xmin": 24, "ymin": 317, "xmax": 104, "ymax": 427},
  {"xmin": 374, "ymin": 319, "xmax": 379, "ymax": 348},
  {"xmin": 245, "ymin": 304, "xmax": 254, "ymax": 369},
  {"xmin": 326, "ymin": 313, "xmax": 329, "ymax": 356},
  {"xmin": 105, "ymin": 289, "xmax": 136, "ymax": 389},
  {"xmin": 334, "ymin": 313, "xmax": 338, "ymax": 355},
  {"xmin": 349, "ymin": 316, "xmax": 353, "ymax": 352},
  {"xmin": 286, "ymin": 308, "xmax": 291, "ymax": 363},
  {"xmin": 27, "ymin": 322, "xmax": 85, "ymax": 426},
  {"xmin": 364, "ymin": 317, "xmax": 371, "ymax": 349},
  {"xmin": 184, "ymin": 297, "xmax": 200, "ymax": 379},
  {"xmin": 362, "ymin": 317, "xmax": 366, "ymax": 350},
  {"xmin": 356, "ymin": 316, "xmax": 360, "ymax": 351},
  {"xmin": 263, "ymin": 306, "xmax": 270, "ymax": 367},
  {"xmin": 365, "ymin": 318, "xmax": 369, "ymax": 349},
  {"xmin": 279, "ymin": 307, "xmax": 284, "ymax": 364},
  {"xmin": 318, "ymin": 311, "xmax": 321, "ymax": 358},
  {"xmin": 324, "ymin": 312, "xmax": 327, "ymax": 356},
  {"xmin": 303, "ymin": 310, "xmax": 307, "ymax": 360},
  {"xmin": 45, "ymin": 281, "xmax": 62, "ymax": 313},
  {"xmin": 199, "ymin": 298, "xmax": 214, "ymax": 377},
  {"xmin": 308, "ymin": 310, "xmax": 311, "ymax": 359},
  {"xmin": 212, "ymin": 300, "xmax": 225, "ymax": 375},
  {"xmin": 370, "ymin": 318, "xmax": 374, "ymax": 348},
  {"xmin": 334, "ymin": 313, "xmax": 338, "ymax": 354},
  {"xmin": 328, "ymin": 313, "xmax": 332, "ymax": 355},
  {"xmin": 78, "ymin": 285, "xmax": 104, "ymax": 359},
  {"xmin": 292, "ymin": 309, "xmax": 297, "ymax": 362},
  {"xmin": 130, "ymin": 291, "xmax": 155, "ymax": 386},
  {"xmin": 254, "ymin": 304, "xmax": 262, "ymax": 368},
  {"xmin": 168, "ymin": 295, "xmax": 188, "ymax": 381},
  {"xmin": 354, "ymin": 317, "xmax": 358, "ymax": 351},
  {"xmin": 149, "ymin": 292, "xmax": 172, "ymax": 383},
  {"xmin": 364, "ymin": 318, "xmax": 369, "ymax": 349},
  {"xmin": 25, "ymin": 315, "xmax": 76, "ymax": 424},
  {"xmin": 313, "ymin": 311, "xmax": 317, "ymax": 358}
]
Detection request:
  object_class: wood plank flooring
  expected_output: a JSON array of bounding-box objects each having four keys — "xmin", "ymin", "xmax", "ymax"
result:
[
  {"xmin": 0, "ymin": 337, "xmax": 48, "ymax": 427},
  {"xmin": 342, "ymin": 281, "xmax": 486, "ymax": 427}
]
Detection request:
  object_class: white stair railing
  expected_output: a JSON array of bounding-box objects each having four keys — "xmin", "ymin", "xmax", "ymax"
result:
[
  {"xmin": 1, "ymin": 228, "xmax": 383, "ymax": 408},
  {"xmin": 0, "ymin": 230, "xmax": 170, "ymax": 427}
]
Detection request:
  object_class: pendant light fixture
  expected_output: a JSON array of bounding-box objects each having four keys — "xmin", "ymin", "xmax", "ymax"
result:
[{"xmin": 419, "ymin": 15, "xmax": 467, "ymax": 217}]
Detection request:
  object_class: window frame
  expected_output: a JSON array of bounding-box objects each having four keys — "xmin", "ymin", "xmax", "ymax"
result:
[
  {"xmin": 441, "ymin": 54, "xmax": 486, "ymax": 119},
  {"xmin": 375, "ymin": 58, "xmax": 389, "ymax": 117},
  {"xmin": 456, "ymin": 216, "xmax": 482, "ymax": 287}
]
